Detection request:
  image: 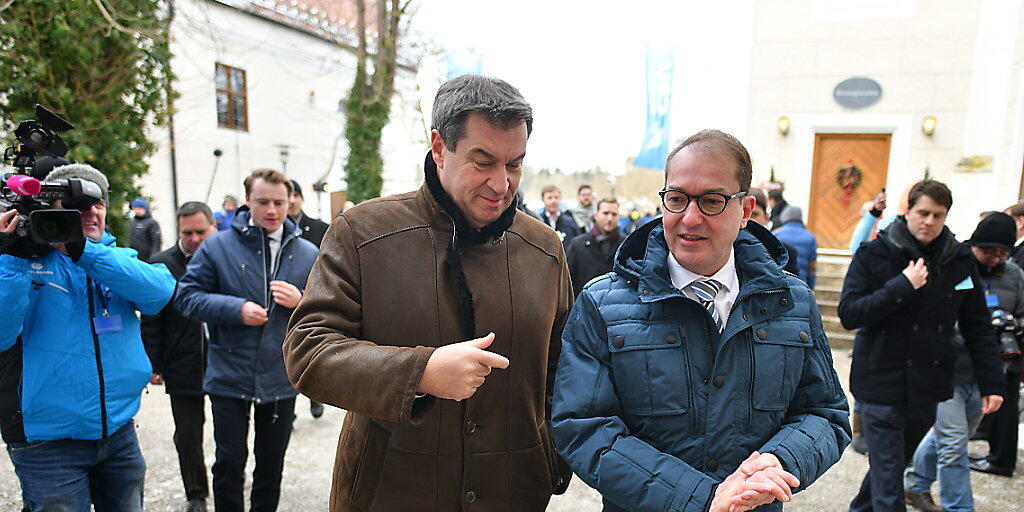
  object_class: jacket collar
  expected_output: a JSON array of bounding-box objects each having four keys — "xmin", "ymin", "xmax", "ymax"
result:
[{"xmin": 614, "ymin": 218, "xmax": 791, "ymax": 304}]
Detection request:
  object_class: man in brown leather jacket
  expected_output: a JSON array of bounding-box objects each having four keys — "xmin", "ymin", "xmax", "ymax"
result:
[{"xmin": 284, "ymin": 75, "xmax": 573, "ymax": 512}]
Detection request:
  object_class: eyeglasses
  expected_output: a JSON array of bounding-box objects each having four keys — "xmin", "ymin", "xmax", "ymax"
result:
[
  {"xmin": 978, "ymin": 246, "xmax": 1010, "ymax": 260},
  {"xmin": 659, "ymin": 189, "xmax": 748, "ymax": 216}
]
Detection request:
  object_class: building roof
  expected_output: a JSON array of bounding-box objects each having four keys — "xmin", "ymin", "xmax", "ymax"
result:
[{"xmin": 211, "ymin": 0, "xmax": 373, "ymax": 49}]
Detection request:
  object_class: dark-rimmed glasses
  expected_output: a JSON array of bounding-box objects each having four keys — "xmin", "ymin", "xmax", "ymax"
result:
[{"xmin": 658, "ymin": 189, "xmax": 748, "ymax": 216}]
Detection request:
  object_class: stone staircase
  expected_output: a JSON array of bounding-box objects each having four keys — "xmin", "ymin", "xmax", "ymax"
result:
[{"xmin": 814, "ymin": 255, "xmax": 855, "ymax": 349}]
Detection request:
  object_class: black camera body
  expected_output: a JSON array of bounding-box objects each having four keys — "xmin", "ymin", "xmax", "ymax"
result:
[
  {"xmin": 1, "ymin": 106, "xmax": 99, "ymax": 258},
  {"xmin": 990, "ymin": 308, "xmax": 1022, "ymax": 360}
]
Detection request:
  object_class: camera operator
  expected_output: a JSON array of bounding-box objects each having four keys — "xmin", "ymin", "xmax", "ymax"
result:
[
  {"xmin": 0, "ymin": 163, "xmax": 176, "ymax": 511},
  {"xmin": 903, "ymin": 212, "xmax": 1021, "ymax": 511}
]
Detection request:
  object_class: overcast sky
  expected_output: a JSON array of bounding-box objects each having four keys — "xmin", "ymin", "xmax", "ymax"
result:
[{"xmin": 412, "ymin": 1, "xmax": 755, "ymax": 174}]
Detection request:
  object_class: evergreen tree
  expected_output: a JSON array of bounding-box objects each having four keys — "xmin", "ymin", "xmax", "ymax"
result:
[{"xmin": 0, "ymin": 0, "xmax": 174, "ymax": 239}]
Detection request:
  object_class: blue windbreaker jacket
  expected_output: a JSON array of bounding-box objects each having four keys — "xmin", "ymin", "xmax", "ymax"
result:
[
  {"xmin": 0, "ymin": 233, "xmax": 175, "ymax": 441},
  {"xmin": 175, "ymin": 209, "xmax": 318, "ymax": 402},
  {"xmin": 551, "ymin": 219, "xmax": 850, "ymax": 512}
]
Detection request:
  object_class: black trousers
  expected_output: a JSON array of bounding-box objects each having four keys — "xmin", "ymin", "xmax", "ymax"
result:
[
  {"xmin": 986, "ymin": 371, "xmax": 1020, "ymax": 471},
  {"xmin": 209, "ymin": 395, "xmax": 295, "ymax": 512},
  {"xmin": 169, "ymin": 394, "xmax": 209, "ymax": 501},
  {"xmin": 850, "ymin": 399, "xmax": 938, "ymax": 512}
]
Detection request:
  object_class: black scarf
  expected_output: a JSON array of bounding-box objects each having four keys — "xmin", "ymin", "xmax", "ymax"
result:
[
  {"xmin": 881, "ymin": 215, "xmax": 958, "ymax": 295},
  {"xmin": 423, "ymin": 152, "xmax": 518, "ymax": 339}
]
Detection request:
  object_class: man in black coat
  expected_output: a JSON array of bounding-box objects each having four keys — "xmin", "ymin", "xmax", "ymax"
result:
[
  {"xmin": 538, "ymin": 184, "xmax": 582, "ymax": 247},
  {"xmin": 288, "ymin": 180, "xmax": 330, "ymax": 419},
  {"xmin": 142, "ymin": 201, "xmax": 219, "ymax": 512},
  {"xmin": 1004, "ymin": 199, "xmax": 1024, "ymax": 268},
  {"xmin": 288, "ymin": 180, "xmax": 329, "ymax": 247},
  {"xmin": 566, "ymin": 197, "xmax": 623, "ymax": 295},
  {"xmin": 130, "ymin": 197, "xmax": 162, "ymax": 262},
  {"xmin": 840, "ymin": 180, "xmax": 1005, "ymax": 512}
]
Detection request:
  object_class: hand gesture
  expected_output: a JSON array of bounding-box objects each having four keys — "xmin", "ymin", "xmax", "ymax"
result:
[
  {"xmin": 269, "ymin": 280, "xmax": 302, "ymax": 309},
  {"xmin": 902, "ymin": 258, "xmax": 928, "ymax": 289},
  {"xmin": 416, "ymin": 333, "xmax": 510, "ymax": 401},
  {"xmin": 241, "ymin": 301, "xmax": 268, "ymax": 326},
  {"xmin": 728, "ymin": 468, "xmax": 800, "ymax": 511},
  {"xmin": 0, "ymin": 210, "xmax": 19, "ymax": 233},
  {"xmin": 150, "ymin": 373, "xmax": 164, "ymax": 385},
  {"xmin": 981, "ymin": 394, "xmax": 1004, "ymax": 415},
  {"xmin": 873, "ymin": 192, "xmax": 887, "ymax": 212}
]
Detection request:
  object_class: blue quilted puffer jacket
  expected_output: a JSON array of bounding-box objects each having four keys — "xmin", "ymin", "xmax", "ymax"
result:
[{"xmin": 552, "ymin": 219, "xmax": 850, "ymax": 512}]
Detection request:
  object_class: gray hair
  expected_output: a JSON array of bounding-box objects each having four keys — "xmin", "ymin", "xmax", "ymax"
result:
[
  {"xmin": 177, "ymin": 201, "xmax": 215, "ymax": 224},
  {"xmin": 431, "ymin": 75, "xmax": 533, "ymax": 150},
  {"xmin": 45, "ymin": 163, "xmax": 109, "ymax": 202}
]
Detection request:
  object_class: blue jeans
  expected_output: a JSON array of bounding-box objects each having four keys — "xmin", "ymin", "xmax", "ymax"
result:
[
  {"xmin": 905, "ymin": 384, "xmax": 983, "ymax": 512},
  {"xmin": 6, "ymin": 421, "xmax": 146, "ymax": 512}
]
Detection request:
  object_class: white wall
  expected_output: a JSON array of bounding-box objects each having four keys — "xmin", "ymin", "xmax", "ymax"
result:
[
  {"xmin": 747, "ymin": 0, "xmax": 1024, "ymax": 239},
  {"xmin": 142, "ymin": 0, "xmax": 424, "ymax": 241}
]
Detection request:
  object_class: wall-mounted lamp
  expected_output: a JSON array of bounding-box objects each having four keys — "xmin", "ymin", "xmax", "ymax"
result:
[
  {"xmin": 921, "ymin": 116, "xmax": 937, "ymax": 136},
  {"xmin": 777, "ymin": 116, "xmax": 791, "ymax": 136}
]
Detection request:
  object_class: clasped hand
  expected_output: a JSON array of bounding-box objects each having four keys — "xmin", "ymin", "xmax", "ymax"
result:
[{"xmin": 710, "ymin": 452, "xmax": 800, "ymax": 512}]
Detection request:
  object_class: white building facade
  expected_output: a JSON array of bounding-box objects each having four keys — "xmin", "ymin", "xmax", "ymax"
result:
[{"xmin": 142, "ymin": 0, "xmax": 426, "ymax": 237}]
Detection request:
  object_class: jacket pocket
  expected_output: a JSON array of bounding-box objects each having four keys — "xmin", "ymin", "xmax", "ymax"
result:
[
  {"xmin": 350, "ymin": 420, "xmax": 390, "ymax": 510},
  {"xmin": 607, "ymin": 322, "xmax": 691, "ymax": 416},
  {"xmin": 750, "ymin": 319, "xmax": 812, "ymax": 411}
]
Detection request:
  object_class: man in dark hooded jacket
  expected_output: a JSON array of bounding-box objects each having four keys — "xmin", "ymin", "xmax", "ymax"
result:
[
  {"xmin": 553, "ymin": 130, "xmax": 849, "ymax": 512},
  {"xmin": 840, "ymin": 180, "xmax": 1004, "ymax": 512},
  {"xmin": 130, "ymin": 197, "xmax": 162, "ymax": 262}
]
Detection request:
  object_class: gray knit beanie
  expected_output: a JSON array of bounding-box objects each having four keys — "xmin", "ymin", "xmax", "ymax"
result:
[{"xmin": 44, "ymin": 163, "xmax": 109, "ymax": 203}]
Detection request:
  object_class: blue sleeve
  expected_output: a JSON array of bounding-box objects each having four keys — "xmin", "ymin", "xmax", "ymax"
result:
[
  {"xmin": 551, "ymin": 290, "xmax": 717, "ymax": 512},
  {"xmin": 0, "ymin": 255, "xmax": 33, "ymax": 351},
  {"xmin": 174, "ymin": 241, "xmax": 246, "ymax": 325},
  {"xmin": 75, "ymin": 241, "xmax": 175, "ymax": 315},
  {"xmin": 759, "ymin": 292, "xmax": 851, "ymax": 492},
  {"xmin": 848, "ymin": 211, "xmax": 878, "ymax": 253}
]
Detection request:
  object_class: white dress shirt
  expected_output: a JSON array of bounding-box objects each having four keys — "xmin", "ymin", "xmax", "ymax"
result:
[{"xmin": 667, "ymin": 249, "xmax": 739, "ymax": 327}]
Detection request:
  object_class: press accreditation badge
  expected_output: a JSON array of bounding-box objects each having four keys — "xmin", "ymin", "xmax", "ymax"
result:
[
  {"xmin": 93, "ymin": 314, "xmax": 123, "ymax": 334},
  {"xmin": 986, "ymin": 294, "xmax": 1000, "ymax": 308}
]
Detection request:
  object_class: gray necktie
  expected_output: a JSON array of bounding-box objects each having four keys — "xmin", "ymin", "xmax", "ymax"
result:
[{"xmin": 689, "ymin": 278, "xmax": 724, "ymax": 332}]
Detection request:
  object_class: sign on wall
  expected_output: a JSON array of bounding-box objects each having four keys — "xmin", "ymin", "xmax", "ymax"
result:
[{"xmin": 833, "ymin": 77, "xmax": 883, "ymax": 110}]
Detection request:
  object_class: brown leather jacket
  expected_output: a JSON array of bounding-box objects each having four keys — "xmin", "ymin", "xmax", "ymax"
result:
[{"xmin": 284, "ymin": 184, "xmax": 574, "ymax": 511}]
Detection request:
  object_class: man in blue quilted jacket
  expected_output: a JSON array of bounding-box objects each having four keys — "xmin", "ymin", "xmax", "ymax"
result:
[
  {"xmin": 0, "ymin": 163, "xmax": 176, "ymax": 511},
  {"xmin": 551, "ymin": 130, "xmax": 850, "ymax": 512},
  {"xmin": 176, "ymin": 168, "xmax": 318, "ymax": 512}
]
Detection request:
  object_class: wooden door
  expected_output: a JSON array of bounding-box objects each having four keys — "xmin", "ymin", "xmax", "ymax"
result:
[{"xmin": 808, "ymin": 134, "xmax": 891, "ymax": 250}]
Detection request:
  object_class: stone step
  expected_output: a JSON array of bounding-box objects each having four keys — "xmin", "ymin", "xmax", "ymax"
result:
[
  {"xmin": 822, "ymin": 315, "xmax": 846, "ymax": 333},
  {"xmin": 825, "ymin": 330, "xmax": 855, "ymax": 349},
  {"xmin": 815, "ymin": 274, "xmax": 846, "ymax": 289},
  {"xmin": 814, "ymin": 287, "xmax": 842, "ymax": 303}
]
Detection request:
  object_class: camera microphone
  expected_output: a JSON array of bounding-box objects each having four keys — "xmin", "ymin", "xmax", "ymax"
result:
[{"xmin": 5, "ymin": 174, "xmax": 41, "ymax": 196}]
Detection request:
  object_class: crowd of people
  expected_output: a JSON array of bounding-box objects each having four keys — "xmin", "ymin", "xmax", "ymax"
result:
[{"xmin": 0, "ymin": 72, "xmax": 1019, "ymax": 512}]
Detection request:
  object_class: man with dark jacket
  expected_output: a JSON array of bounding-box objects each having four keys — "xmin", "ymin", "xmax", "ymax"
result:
[
  {"xmin": 283, "ymin": 75, "xmax": 574, "ymax": 512},
  {"xmin": 0, "ymin": 164, "xmax": 176, "ymax": 510},
  {"xmin": 130, "ymin": 197, "xmax": 162, "ymax": 262},
  {"xmin": 1004, "ymin": 199, "xmax": 1024, "ymax": 268},
  {"xmin": 552, "ymin": 130, "xmax": 850, "ymax": 512},
  {"xmin": 176, "ymin": 170, "xmax": 318, "ymax": 512},
  {"xmin": 566, "ymin": 196, "xmax": 623, "ymax": 294},
  {"xmin": 840, "ymin": 180, "xmax": 1005, "ymax": 512},
  {"xmin": 287, "ymin": 180, "xmax": 329, "ymax": 247},
  {"xmin": 749, "ymin": 187, "xmax": 801, "ymax": 277},
  {"xmin": 142, "ymin": 201, "xmax": 219, "ymax": 512},
  {"xmin": 904, "ymin": 212, "xmax": 1023, "ymax": 512},
  {"xmin": 539, "ymin": 184, "xmax": 583, "ymax": 246}
]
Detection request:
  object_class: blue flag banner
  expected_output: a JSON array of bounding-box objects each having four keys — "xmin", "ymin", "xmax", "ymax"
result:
[
  {"xmin": 445, "ymin": 51, "xmax": 483, "ymax": 80},
  {"xmin": 634, "ymin": 45, "xmax": 675, "ymax": 170}
]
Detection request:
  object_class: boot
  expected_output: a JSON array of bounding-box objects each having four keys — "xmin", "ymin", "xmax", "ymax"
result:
[{"xmin": 851, "ymin": 410, "xmax": 868, "ymax": 455}]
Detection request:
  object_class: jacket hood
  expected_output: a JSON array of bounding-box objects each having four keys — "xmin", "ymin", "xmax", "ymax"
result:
[{"xmin": 613, "ymin": 217, "xmax": 791, "ymax": 300}]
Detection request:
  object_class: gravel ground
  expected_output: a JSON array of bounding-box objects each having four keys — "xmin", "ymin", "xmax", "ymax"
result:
[{"xmin": 1, "ymin": 349, "xmax": 1021, "ymax": 511}]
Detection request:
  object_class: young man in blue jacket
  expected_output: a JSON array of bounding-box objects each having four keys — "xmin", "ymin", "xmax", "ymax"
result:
[
  {"xmin": 176, "ymin": 169, "xmax": 317, "ymax": 512},
  {"xmin": 0, "ymin": 163, "xmax": 176, "ymax": 511},
  {"xmin": 551, "ymin": 130, "xmax": 850, "ymax": 512}
]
